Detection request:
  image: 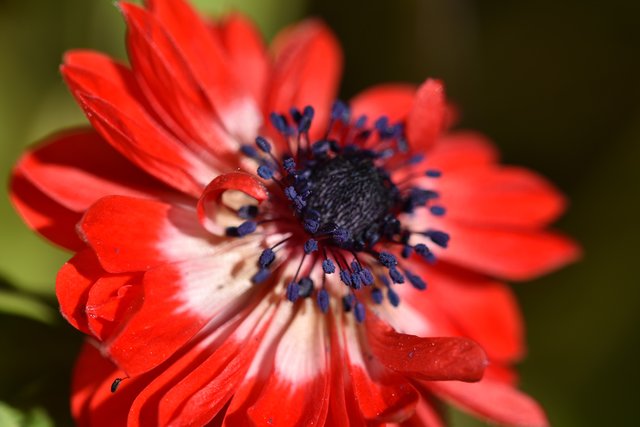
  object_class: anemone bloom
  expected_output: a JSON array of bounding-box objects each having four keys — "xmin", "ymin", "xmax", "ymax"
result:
[{"xmin": 10, "ymin": 0, "xmax": 579, "ymax": 426}]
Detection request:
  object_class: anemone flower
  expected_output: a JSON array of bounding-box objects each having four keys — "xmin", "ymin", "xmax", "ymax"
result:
[{"xmin": 10, "ymin": 0, "xmax": 579, "ymax": 425}]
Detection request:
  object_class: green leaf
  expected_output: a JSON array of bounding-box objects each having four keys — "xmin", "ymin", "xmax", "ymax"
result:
[
  {"xmin": 0, "ymin": 403, "xmax": 53, "ymax": 427},
  {"xmin": 0, "ymin": 290, "xmax": 56, "ymax": 324}
]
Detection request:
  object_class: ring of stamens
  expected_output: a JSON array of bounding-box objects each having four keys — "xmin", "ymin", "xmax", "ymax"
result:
[{"xmin": 230, "ymin": 101, "xmax": 450, "ymax": 322}]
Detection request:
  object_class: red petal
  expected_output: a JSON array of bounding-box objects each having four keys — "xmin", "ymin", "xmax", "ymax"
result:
[
  {"xmin": 121, "ymin": 2, "xmax": 245, "ymax": 162},
  {"xmin": 431, "ymin": 222, "xmax": 581, "ymax": 281},
  {"xmin": 427, "ymin": 131, "xmax": 499, "ymax": 171},
  {"xmin": 9, "ymin": 171, "xmax": 83, "ymax": 251},
  {"xmin": 105, "ymin": 248, "xmax": 260, "ymax": 375},
  {"xmin": 407, "ymin": 79, "xmax": 447, "ymax": 151},
  {"xmin": 120, "ymin": 4, "xmax": 217, "ymax": 135},
  {"xmin": 350, "ymin": 83, "xmax": 417, "ymax": 123},
  {"xmin": 222, "ymin": 302, "xmax": 297, "ymax": 426},
  {"xmin": 56, "ymin": 249, "xmax": 103, "ymax": 334},
  {"xmin": 398, "ymin": 395, "xmax": 446, "ymax": 427},
  {"xmin": 269, "ymin": 20, "xmax": 343, "ymax": 140},
  {"xmin": 218, "ymin": 13, "xmax": 270, "ymax": 107},
  {"xmin": 72, "ymin": 342, "xmax": 152, "ymax": 427},
  {"xmin": 62, "ymin": 51, "xmax": 213, "ymax": 195},
  {"xmin": 431, "ymin": 376, "xmax": 549, "ymax": 427},
  {"xmin": 15, "ymin": 128, "xmax": 176, "ymax": 212},
  {"xmin": 79, "ymin": 195, "xmax": 210, "ymax": 273},
  {"xmin": 431, "ymin": 166, "xmax": 567, "ymax": 228},
  {"xmin": 326, "ymin": 315, "xmax": 366, "ymax": 427},
  {"xmin": 71, "ymin": 343, "xmax": 120, "ymax": 426},
  {"xmin": 422, "ymin": 264, "xmax": 525, "ymax": 363},
  {"xmin": 366, "ymin": 314, "xmax": 487, "ymax": 382},
  {"xmin": 154, "ymin": 299, "xmax": 272, "ymax": 426},
  {"xmin": 197, "ymin": 172, "xmax": 268, "ymax": 235},
  {"xmin": 247, "ymin": 300, "xmax": 330, "ymax": 426},
  {"xmin": 144, "ymin": 0, "xmax": 262, "ymax": 141}
]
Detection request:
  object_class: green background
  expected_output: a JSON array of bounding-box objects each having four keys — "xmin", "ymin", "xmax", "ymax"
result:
[{"xmin": 1, "ymin": 0, "xmax": 638, "ymax": 425}]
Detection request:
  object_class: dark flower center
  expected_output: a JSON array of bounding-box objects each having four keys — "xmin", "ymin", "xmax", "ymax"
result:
[
  {"xmin": 305, "ymin": 153, "xmax": 396, "ymax": 248},
  {"xmin": 233, "ymin": 101, "xmax": 450, "ymax": 322}
]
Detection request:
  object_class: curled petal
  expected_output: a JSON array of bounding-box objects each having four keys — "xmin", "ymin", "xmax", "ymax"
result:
[
  {"xmin": 197, "ymin": 172, "xmax": 268, "ymax": 236},
  {"xmin": 366, "ymin": 313, "xmax": 487, "ymax": 382},
  {"xmin": 341, "ymin": 314, "xmax": 418, "ymax": 423}
]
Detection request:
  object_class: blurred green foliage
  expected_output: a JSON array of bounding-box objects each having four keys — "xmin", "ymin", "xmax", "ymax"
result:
[{"xmin": 1, "ymin": 0, "xmax": 638, "ymax": 425}]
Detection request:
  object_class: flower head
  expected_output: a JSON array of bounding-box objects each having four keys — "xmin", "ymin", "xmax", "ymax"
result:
[{"xmin": 10, "ymin": 0, "xmax": 579, "ymax": 425}]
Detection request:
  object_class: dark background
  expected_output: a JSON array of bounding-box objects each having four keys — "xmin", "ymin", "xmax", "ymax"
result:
[{"xmin": 1, "ymin": 0, "xmax": 638, "ymax": 425}]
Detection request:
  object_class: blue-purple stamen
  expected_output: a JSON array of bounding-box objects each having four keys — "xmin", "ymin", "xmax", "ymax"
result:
[
  {"xmin": 387, "ymin": 288, "xmax": 400, "ymax": 307},
  {"xmin": 298, "ymin": 277, "xmax": 314, "ymax": 298},
  {"xmin": 342, "ymin": 294, "xmax": 356, "ymax": 312},
  {"xmin": 303, "ymin": 218, "xmax": 320, "ymax": 234},
  {"xmin": 304, "ymin": 239, "xmax": 318, "ymax": 254},
  {"xmin": 237, "ymin": 205, "xmax": 258, "ymax": 219},
  {"xmin": 371, "ymin": 287, "xmax": 384, "ymax": 304},
  {"xmin": 270, "ymin": 112, "xmax": 291, "ymax": 135},
  {"xmin": 317, "ymin": 288, "xmax": 330, "ymax": 313},
  {"xmin": 350, "ymin": 272, "xmax": 363, "ymax": 290},
  {"xmin": 423, "ymin": 230, "xmax": 450, "ymax": 248},
  {"xmin": 331, "ymin": 100, "xmax": 350, "ymax": 123},
  {"xmin": 401, "ymin": 245, "xmax": 413, "ymax": 259},
  {"xmin": 425, "ymin": 169, "xmax": 442, "ymax": 178},
  {"xmin": 258, "ymin": 248, "xmax": 276, "ymax": 268},
  {"xmin": 322, "ymin": 259, "xmax": 336, "ymax": 274},
  {"xmin": 354, "ymin": 302, "xmax": 366, "ymax": 323},
  {"xmin": 339, "ymin": 270, "xmax": 352, "ymax": 287},
  {"xmin": 236, "ymin": 221, "xmax": 257, "ymax": 236},
  {"xmin": 429, "ymin": 205, "xmax": 446, "ymax": 216},
  {"xmin": 405, "ymin": 270, "xmax": 427, "ymax": 290},
  {"xmin": 360, "ymin": 268, "xmax": 375, "ymax": 286},
  {"xmin": 284, "ymin": 186, "xmax": 297, "ymax": 201},
  {"xmin": 389, "ymin": 266, "xmax": 405, "ymax": 284},
  {"xmin": 379, "ymin": 251, "xmax": 398, "ymax": 268},
  {"xmin": 283, "ymin": 157, "xmax": 296, "ymax": 173},
  {"xmin": 298, "ymin": 106, "xmax": 315, "ymax": 133},
  {"xmin": 257, "ymin": 165, "xmax": 274, "ymax": 180},
  {"xmin": 251, "ymin": 268, "xmax": 270, "ymax": 284},
  {"xmin": 255, "ymin": 136, "xmax": 272, "ymax": 153},
  {"xmin": 240, "ymin": 144, "xmax": 260, "ymax": 159},
  {"xmin": 286, "ymin": 281, "xmax": 300, "ymax": 302}
]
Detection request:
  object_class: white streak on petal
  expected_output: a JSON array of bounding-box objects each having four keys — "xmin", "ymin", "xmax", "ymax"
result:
[
  {"xmin": 245, "ymin": 300, "xmax": 294, "ymax": 379},
  {"xmin": 221, "ymin": 98, "xmax": 263, "ymax": 144},
  {"xmin": 157, "ymin": 205, "xmax": 216, "ymax": 261},
  {"xmin": 274, "ymin": 299, "xmax": 327, "ymax": 383},
  {"xmin": 373, "ymin": 300, "xmax": 434, "ymax": 337},
  {"xmin": 173, "ymin": 237, "xmax": 261, "ymax": 319}
]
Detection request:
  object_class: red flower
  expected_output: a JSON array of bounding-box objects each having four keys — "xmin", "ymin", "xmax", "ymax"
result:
[{"xmin": 10, "ymin": 0, "xmax": 579, "ymax": 426}]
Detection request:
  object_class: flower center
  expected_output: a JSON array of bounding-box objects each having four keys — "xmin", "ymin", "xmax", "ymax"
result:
[
  {"xmin": 232, "ymin": 101, "xmax": 450, "ymax": 322},
  {"xmin": 305, "ymin": 153, "xmax": 396, "ymax": 249}
]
